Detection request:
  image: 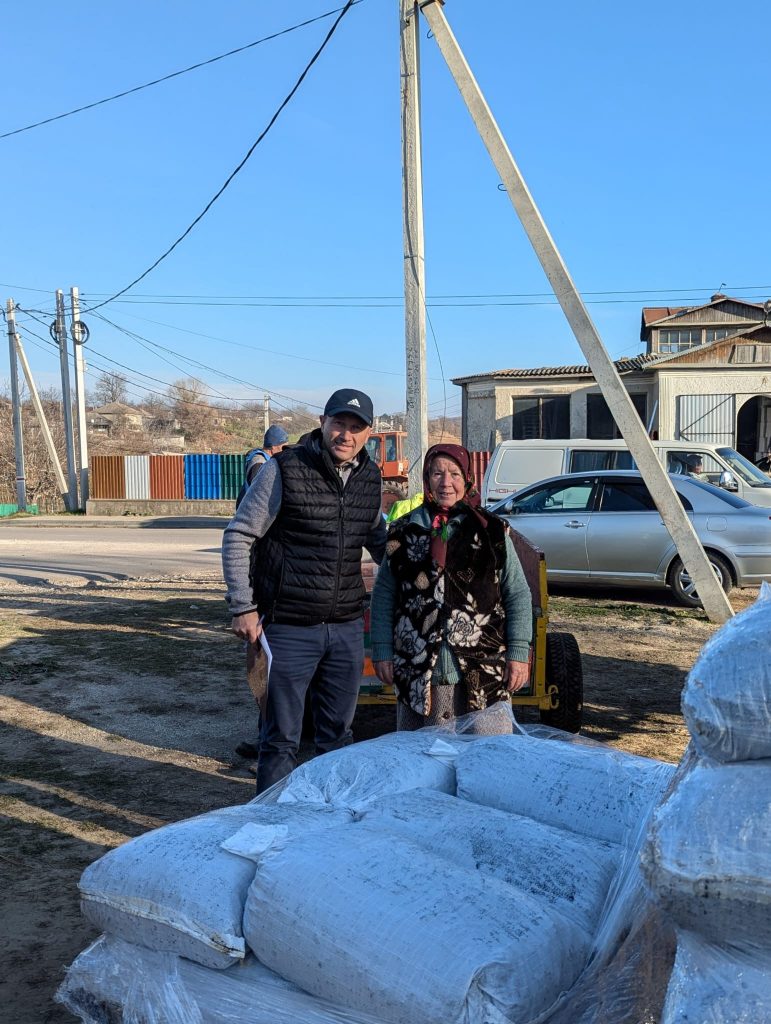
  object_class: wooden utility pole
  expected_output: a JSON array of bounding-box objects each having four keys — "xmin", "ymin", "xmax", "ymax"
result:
[
  {"xmin": 70, "ymin": 287, "xmax": 89, "ymax": 509},
  {"xmin": 5, "ymin": 300, "xmax": 27, "ymax": 510},
  {"xmin": 418, "ymin": 0, "xmax": 733, "ymax": 624},
  {"xmin": 12, "ymin": 322, "xmax": 70, "ymax": 503},
  {"xmin": 55, "ymin": 289, "xmax": 78, "ymax": 510},
  {"xmin": 263, "ymin": 393, "xmax": 270, "ymax": 437},
  {"xmin": 400, "ymin": 0, "xmax": 429, "ymax": 495}
]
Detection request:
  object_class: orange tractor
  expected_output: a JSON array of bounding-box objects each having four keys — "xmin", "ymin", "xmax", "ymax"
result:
[{"xmin": 366, "ymin": 431, "xmax": 409, "ymax": 513}]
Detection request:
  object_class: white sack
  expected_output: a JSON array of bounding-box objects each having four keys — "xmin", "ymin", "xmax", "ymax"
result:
[
  {"xmin": 277, "ymin": 730, "xmax": 460, "ymax": 809},
  {"xmin": 661, "ymin": 933, "xmax": 771, "ymax": 1024},
  {"xmin": 641, "ymin": 761, "xmax": 771, "ymax": 947},
  {"xmin": 79, "ymin": 802, "xmax": 352, "ymax": 969},
  {"xmin": 244, "ymin": 824, "xmax": 591, "ymax": 1024},
  {"xmin": 681, "ymin": 584, "xmax": 771, "ymax": 762},
  {"xmin": 455, "ymin": 733, "xmax": 674, "ymax": 846},
  {"xmin": 357, "ymin": 788, "xmax": 619, "ymax": 938},
  {"xmin": 56, "ymin": 934, "xmax": 386, "ymax": 1024}
]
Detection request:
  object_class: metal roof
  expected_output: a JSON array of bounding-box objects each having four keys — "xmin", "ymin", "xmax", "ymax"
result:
[{"xmin": 452, "ymin": 354, "xmax": 658, "ymax": 385}]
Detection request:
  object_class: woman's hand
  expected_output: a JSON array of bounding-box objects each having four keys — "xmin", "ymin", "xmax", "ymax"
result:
[
  {"xmin": 231, "ymin": 611, "xmax": 263, "ymax": 645},
  {"xmin": 505, "ymin": 659, "xmax": 530, "ymax": 692},
  {"xmin": 374, "ymin": 660, "xmax": 394, "ymax": 687}
]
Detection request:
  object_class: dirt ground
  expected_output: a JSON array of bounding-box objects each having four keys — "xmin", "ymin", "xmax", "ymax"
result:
[{"xmin": 0, "ymin": 572, "xmax": 756, "ymax": 1023}]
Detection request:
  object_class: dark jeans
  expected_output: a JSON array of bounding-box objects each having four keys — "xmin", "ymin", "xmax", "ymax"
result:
[{"xmin": 256, "ymin": 619, "xmax": 364, "ymax": 794}]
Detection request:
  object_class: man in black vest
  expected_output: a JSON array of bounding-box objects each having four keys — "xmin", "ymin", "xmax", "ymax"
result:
[{"xmin": 222, "ymin": 389, "xmax": 386, "ymax": 792}]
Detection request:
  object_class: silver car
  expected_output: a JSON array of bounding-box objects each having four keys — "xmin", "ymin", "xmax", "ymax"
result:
[{"xmin": 490, "ymin": 470, "xmax": 771, "ymax": 607}]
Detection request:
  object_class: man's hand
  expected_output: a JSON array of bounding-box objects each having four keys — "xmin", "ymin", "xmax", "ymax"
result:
[
  {"xmin": 231, "ymin": 611, "xmax": 263, "ymax": 645},
  {"xmin": 505, "ymin": 659, "xmax": 530, "ymax": 692},
  {"xmin": 374, "ymin": 660, "xmax": 394, "ymax": 687}
]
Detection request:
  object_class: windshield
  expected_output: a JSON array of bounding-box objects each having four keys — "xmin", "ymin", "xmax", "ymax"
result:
[{"xmin": 716, "ymin": 447, "xmax": 771, "ymax": 487}]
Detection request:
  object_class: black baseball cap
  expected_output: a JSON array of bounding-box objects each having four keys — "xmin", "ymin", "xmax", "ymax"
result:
[{"xmin": 323, "ymin": 388, "xmax": 374, "ymax": 427}]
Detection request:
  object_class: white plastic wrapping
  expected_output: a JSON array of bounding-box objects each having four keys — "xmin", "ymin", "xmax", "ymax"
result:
[
  {"xmin": 660, "ymin": 932, "xmax": 771, "ymax": 1024},
  {"xmin": 681, "ymin": 580, "xmax": 771, "ymax": 762},
  {"xmin": 356, "ymin": 787, "xmax": 619, "ymax": 938},
  {"xmin": 56, "ymin": 935, "xmax": 385, "ymax": 1024},
  {"xmin": 276, "ymin": 729, "xmax": 461, "ymax": 809},
  {"xmin": 455, "ymin": 732, "xmax": 675, "ymax": 846},
  {"xmin": 79, "ymin": 801, "xmax": 352, "ymax": 969},
  {"xmin": 243, "ymin": 822, "xmax": 591, "ymax": 1024},
  {"xmin": 641, "ymin": 759, "xmax": 771, "ymax": 948}
]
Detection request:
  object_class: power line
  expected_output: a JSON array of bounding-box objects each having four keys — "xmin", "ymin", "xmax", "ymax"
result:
[
  {"xmin": 0, "ymin": 3, "xmax": 361, "ymax": 141},
  {"xmin": 80, "ymin": 0, "xmax": 359, "ymax": 315}
]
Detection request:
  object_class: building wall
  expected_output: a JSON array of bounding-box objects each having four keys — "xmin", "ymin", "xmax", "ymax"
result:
[{"xmin": 657, "ymin": 369, "xmax": 771, "ymax": 440}]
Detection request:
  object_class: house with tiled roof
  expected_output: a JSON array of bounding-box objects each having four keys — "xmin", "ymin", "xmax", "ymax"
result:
[{"xmin": 453, "ymin": 294, "xmax": 771, "ymax": 461}]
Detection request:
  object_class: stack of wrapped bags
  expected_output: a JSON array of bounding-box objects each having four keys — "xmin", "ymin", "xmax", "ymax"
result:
[
  {"xmin": 642, "ymin": 585, "xmax": 771, "ymax": 1023},
  {"xmin": 57, "ymin": 709, "xmax": 678, "ymax": 1024}
]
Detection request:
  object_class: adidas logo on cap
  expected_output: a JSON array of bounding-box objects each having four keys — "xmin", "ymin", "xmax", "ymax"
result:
[{"xmin": 348, "ymin": 398, "xmax": 361, "ymax": 408}]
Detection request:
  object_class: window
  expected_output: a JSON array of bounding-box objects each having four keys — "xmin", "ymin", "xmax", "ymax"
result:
[
  {"xmin": 512, "ymin": 396, "xmax": 569, "ymax": 439},
  {"xmin": 570, "ymin": 450, "xmax": 636, "ymax": 472},
  {"xmin": 658, "ymin": 328, "xmax": 702, "ymax": 353},
  {"xmin": 384, "ymin": 434, "xmax": 397, "ymax": 462},
  {"xmin": 598, "ymin": 481, "xmax": 657, "ymax": 512},
  {"xmin": 665, "ymin": 450, "xmax": 724, "ymax": 485},
  {"xmin": 366, "ymin": 437, "xmax": 383, "ymax": 463},
  {"xmin": 586, "ymin": 393, "xmax": 647, "ymax": 439},
  {"xmin": 513, "ymin": 479, "xmax": 595, "ymax": 515},
  {"xmin": 705, "ymin": 327, "xmax": 732, "ymax": 343}
]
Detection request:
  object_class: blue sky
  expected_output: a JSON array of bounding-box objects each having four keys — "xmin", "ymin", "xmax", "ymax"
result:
[{"xmin": 3, "ymin": 0, "xmax": 770, "ymax": 422}]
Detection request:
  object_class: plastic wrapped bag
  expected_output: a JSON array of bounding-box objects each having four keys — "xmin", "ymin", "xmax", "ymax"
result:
[
  {"xmin": 56, "ymin": 935, "xmax": 385, "ymax": 1024},
  {"xmin": 356, "ymin": 787, "xmax": 619, "ymax": 937},
  {"xmin": 79, "ymin": 802, "xmax": 352, "ymax": 969},
  {"xmin": 661, "ymin": 932, "xmax": 771, "ymax": 1023},
  {"xmin": 277, "ymin": 729, "xmax": 463, "ymax": 809},
  {"xmin": 682, "ymin": 580, "xmax": 771, "ymax": 762},
  {"xmin": 642, "ymin": 759, "xmax": 771, "ymax": 948},
  {"xmin": 243, "ymin": 823, "xmax": 591, "ymax": 1024},
  {"xmin": 455, "ymin": 732, "xmax": 675, "ymax": 846}
]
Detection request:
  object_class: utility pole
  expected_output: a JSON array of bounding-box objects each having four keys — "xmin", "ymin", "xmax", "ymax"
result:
[
  {"xmin": 419, "ymin": 0, "xmax": 733, "ymax": 624},
  {"xmin": 12, "ymin": 323, "xmax": 70, "ymax": 503},
  {"xmin": 70, "ymin": 287, "xmax": 89, "ymax": 509},
  {"xmin": 55, "ymin": 289, "xmax": 78, "ymax": 510},
  {"xmin": 400, "ymin": 0, "xmax": 429, "ymax": 495},
  {"xmin": 263, "ymin": 393, "xmax": 270, "ymax": 437},
  {"xmin": 6, "ymin": 300, "xmax": 27, "ymax": 510}
]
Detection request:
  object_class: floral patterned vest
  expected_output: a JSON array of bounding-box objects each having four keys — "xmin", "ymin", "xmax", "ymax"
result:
[{"xmin": 386, "ymin": 507, "xmax": 508, "ymax": 715}]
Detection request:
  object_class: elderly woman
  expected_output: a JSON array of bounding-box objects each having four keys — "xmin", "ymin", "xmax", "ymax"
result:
[{"xmin": 370, "ymin": 443, "xmax": 532, "ymax": 731}]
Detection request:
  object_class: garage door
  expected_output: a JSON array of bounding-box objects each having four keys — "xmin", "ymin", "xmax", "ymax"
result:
[{"xmin": 676, "ymin": 394, "xmax": 735, "ymax": 445}]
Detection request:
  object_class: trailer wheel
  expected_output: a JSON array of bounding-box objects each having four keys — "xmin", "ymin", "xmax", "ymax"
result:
[{"xmin": 541, "ymin": 632, "xmax": 583, "ymax": 734}]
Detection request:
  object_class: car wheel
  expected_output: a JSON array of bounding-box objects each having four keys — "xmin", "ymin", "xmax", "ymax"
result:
[
  {"xmin": 668, "ymin": 553, "xmax": 733, "ymax": 608},
  {"xmin": 540, "ymin": 632, "xmax": 583, "ymax": 734}
]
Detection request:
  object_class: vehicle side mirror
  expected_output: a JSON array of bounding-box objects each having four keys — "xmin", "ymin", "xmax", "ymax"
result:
[
  {"xmin": 719, "ymin": 470, "xmax": 739, "ymax": 492},
  {"xmin": 503, "ymin": 499, "xmax": 518, "ymax": 514}
]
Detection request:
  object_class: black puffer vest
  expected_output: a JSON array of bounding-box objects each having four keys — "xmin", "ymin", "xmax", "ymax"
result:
[{"xmin": 250, "ymin": 431, "xmax": 381, "ymax": 625}]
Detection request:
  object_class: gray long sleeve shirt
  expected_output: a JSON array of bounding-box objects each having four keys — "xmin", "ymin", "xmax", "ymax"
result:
[{"xmin": 222, "ymin": 456, "xmax": 385, "ymax": 616}]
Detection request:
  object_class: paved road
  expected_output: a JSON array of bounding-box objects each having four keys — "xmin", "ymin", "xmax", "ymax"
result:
[{"xmin": 0, "ymin": 520, "xmax": 227, "ymax": 584}]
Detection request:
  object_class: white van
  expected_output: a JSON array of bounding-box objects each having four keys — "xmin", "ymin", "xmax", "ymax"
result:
[{"xmin": 481, "ymin": 439, "xmax": 771, "ymax": 509}]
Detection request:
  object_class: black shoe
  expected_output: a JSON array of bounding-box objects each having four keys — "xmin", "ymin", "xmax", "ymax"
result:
[{"xmin": 235, "ymin": 741, "xmax": 260, "ymax": 760}]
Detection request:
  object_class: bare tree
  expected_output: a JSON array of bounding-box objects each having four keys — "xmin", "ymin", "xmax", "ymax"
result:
[
  {"xmin": 167, "ymin": 377, "xmax": 214, "ymax": 447},
  {"xmin": 92, "ymin": 371, "xmax": 128, "ymax": 406}
]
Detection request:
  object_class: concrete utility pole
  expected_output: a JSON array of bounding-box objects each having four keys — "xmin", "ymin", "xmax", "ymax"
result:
[
  {"xmin": 5, "ymin": 300, "xmax": 27, "ymax": 510},
  {"xmin": 263, "ymin": 393, "xmax": 270, "ymax": 437},
  {"xmin": 11, "ymin": 322, "xmax": 70, "ymax": 503},
  {"xmin": 400, "ymin": 0, "xmax": 429, "ymax": 495},
  {"xmin": 419, "ymin": 0, "xmax": 733, "ymax": 624},
  {"xmin": 55, "ymin": 289, "xmax": 78, "ymax": 510},
  {"xmin": 70, "ymin": 287, "xmax": 89, "ymax": 510}
]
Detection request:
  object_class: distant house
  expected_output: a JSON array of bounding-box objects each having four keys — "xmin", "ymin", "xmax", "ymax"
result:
[
  {"xmin": 453, "ymin": 294, "xmax": 771, "ymax": 462},
  {"xmin": 88, "ymin": 402, "xmax": 152, "ymax": 434}
]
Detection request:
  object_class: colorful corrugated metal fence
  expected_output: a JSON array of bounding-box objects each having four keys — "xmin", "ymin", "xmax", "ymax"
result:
[
  {"xmin": 124, "ymin": 456, "xmax": 150, "ymax": 500},
  {"xmin": 90, "ymin": 455, "xmax": 126, "ymax": 499},
  {"xmin": 150, "ymin": 455, "xmax": 184, "ymax": 499},
  {"xmin": 219, "ymin": 453, "xmax": 245, "ymax": 500},
  {"xmin": 184, "ymin": 454, "xmax": 222, "ymax": 499}
]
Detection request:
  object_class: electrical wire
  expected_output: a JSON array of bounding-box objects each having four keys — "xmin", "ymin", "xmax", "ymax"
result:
[
  {"xmin": 0, "ymin": 3, "xmax": 362, "ymax": 141},
  {"xmin": 79, "ymin": 0, "xmax": 359, "ymax": 315}
]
